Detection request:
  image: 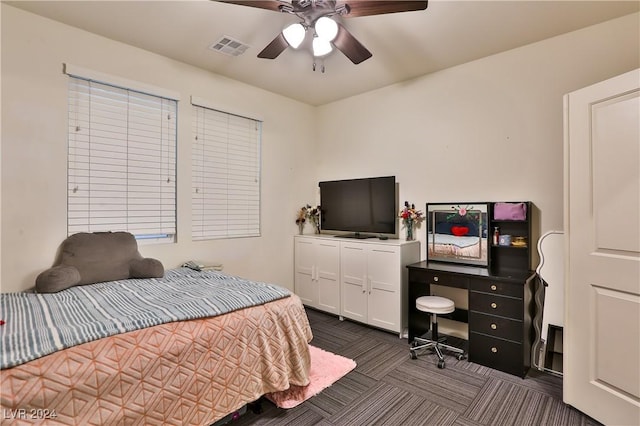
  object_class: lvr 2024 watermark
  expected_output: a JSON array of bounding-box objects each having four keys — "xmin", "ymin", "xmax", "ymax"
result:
[{"xmin": 3, "ymin": 408, "xmax": 58, "ymax": 420}]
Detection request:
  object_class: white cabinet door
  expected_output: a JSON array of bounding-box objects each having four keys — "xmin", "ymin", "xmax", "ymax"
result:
[
  {"xmin": 367, "ymin": 245, "xmax": 401, "ymax": 331},
  {"xmin": 294, "ymin": 238, "xmax": 317, "ymax": 307},
  {"xmin": 340, "ymin": 243, "xmax": 368, "ymax": 323},
  {"xmin": 316, "ymin": 240, "xmax": 340, "ymax": 315},
  {"xmin": 564, "ymin": 69, "xmax": 640, "ymax": 426}
]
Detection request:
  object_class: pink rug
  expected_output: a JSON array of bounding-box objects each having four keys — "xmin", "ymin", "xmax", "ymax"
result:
[{"xmin": 266, "ymin": 345, "xmax": 357, "ymax": 409}]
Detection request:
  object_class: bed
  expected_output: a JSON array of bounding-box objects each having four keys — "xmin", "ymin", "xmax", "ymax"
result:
[{"xmin": 1, "ymin": 268, "xmax": 313, "ymax": 425}]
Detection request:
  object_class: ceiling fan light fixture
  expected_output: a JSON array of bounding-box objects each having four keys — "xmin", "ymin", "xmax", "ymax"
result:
[
  {"xmin": 314, "ymin": 16, "xmax": 338, "ymax": 42},
  {"xmin": 312, "ymin": 37, "xmax": 333, "ymax": 57},
  {"xmin": 282, "ymin": 23, "xmax": 306, "ymax": 49}
]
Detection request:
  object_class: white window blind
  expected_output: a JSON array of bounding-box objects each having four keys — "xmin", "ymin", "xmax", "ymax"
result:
[
  {"xmin": 192, "ymin": 104, "xmax": 261, "ymax": 240},
  {"xmin": 67, "ymin": 77, "xmax": 177, "ymax": 240}
]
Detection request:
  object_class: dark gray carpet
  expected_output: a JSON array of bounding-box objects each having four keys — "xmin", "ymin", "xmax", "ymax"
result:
[{"xmin": 234, "ymin": 308, "xmax": 602, "ymax": 426}]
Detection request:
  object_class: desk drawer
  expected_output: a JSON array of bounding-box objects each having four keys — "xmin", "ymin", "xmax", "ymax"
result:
[
  {"xmin": 469, "ymin": 292, "xmax": 522, "ymax": 320},
  {"xmin": 469, "ymin": 333, "xmax": 524, "ymax": 376},
  {"xmin": 469, "ymin": 278, "xmax": 522, "ymax": 298},
  {"xmin": 425, "ymin": 271, "xmax": 468, "ymax": 289},
  {"xmin": 469, "ymin": 311, "xmax": 522, "ymax": 342}
]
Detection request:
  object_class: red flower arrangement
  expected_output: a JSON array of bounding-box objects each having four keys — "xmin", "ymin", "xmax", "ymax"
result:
[
  {"xmin": 399, "ymin": 201, "xmax": 424, "ymax": 223},
  {"xmin": 399, "ymin": 201, "xmax": 424, "ymax": 241}
]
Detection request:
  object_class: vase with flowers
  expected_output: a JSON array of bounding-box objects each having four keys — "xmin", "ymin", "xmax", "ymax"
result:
[
  {"xmin": 296, "ymin": 204, "xmax": 311, "ymax": 235},
  {"xmin": 399, "ymin": 201, "xmax": 424, "ymax": 241},
  {"xmin": 296, "ymin": 204, "xmax": 322, "ymax": 234},
  {"xmin": 306, "ymin": 205, "xmax": 321, "ymax": 234},
  {"xmin": 296, "ymin": 204, "xmax": 310, "ymax": 235}
]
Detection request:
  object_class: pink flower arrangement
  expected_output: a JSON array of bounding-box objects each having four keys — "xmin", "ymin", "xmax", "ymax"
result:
[{"xmin": 446, "ymin": 205, "xmax": 479, "ymax": 221}]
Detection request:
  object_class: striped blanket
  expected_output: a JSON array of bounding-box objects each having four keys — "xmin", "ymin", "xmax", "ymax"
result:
[{"xmin": 0, "ymin": 268, "xmax": 291, "ymax": 369}]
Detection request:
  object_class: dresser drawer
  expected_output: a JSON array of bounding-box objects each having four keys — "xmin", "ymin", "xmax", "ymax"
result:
[
  {"xmin": 469, "ymin": 278, "xmax": 523, "ymax": 298},
  {"xmin": 469, "ymin": 292, "xmax": 523, "ymax": 320},
  {"xmin": 469, "ymin": 311, "xmax": 522, "ymax": 342},
  {"xmin": 469, "ymin": 333, "xmax": 524, "ymax": 376}
]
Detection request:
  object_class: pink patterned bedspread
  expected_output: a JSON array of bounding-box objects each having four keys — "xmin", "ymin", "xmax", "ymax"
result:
[{"xmin": 1, "ymin": 294, "xmax": 312, "ymax": 425}]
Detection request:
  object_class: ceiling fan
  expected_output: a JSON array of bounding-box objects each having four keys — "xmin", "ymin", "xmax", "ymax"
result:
[{"xmin": 216, "ymin": 1, "xmax": 428, "ymax": 68}]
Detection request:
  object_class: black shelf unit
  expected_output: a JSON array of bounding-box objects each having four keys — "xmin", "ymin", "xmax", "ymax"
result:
[
  {"xmin": 544, "ymin": 325, "xmax": 564, "ymax": 373},
  {"xmin": 488, "ymin": 201, "xmax": 532, "ymax": 277}
]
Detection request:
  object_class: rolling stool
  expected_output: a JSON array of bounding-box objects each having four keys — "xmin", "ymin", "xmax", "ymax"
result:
[{"xmin": 410, "ymin": 295, "xmax": 466, "ymax": 368}]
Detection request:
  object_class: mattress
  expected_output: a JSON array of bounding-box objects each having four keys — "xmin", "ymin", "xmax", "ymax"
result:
[
  {"xmin": 0, "ymin": 293, "xmax": 312, "ymax": 425},
  {"xmin": 1, "ymin": 268, "xmax": 293, "ymax": 369}
]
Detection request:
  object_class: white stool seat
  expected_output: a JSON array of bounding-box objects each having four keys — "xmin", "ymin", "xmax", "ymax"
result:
[{"xmin": 416, "ymin": 296, "xmax": 455, "ymax": 315}]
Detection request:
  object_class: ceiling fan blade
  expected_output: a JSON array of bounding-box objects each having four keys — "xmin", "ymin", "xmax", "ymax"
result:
[
  {"xmin": 333, "ymin": 23, "xmax": 372, "ymax": 64},
  {"xmin": 258, "ymin": 33, "xmax": 289, "ymax": 59},
  {"xmin": 215, "ymin": 1, "xmax": 285, "ymax": 13},
  {"xmin": 337, "ymin": 1, "xmax": 428, "ymax": 17}
]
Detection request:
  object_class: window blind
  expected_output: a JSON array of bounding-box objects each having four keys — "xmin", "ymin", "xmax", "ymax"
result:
[
  {"xmin": 67, "ymin": 77, "xmax": 177, "ymax": 240},
  {"xmin": 192, "ymin": 104, "xmax": 261, "ymax": 240}
]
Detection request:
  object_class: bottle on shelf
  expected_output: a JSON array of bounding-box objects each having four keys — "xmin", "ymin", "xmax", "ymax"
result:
[{"xmin": 493, "ymin": 227, "xmax": 500, "ymax": 245}]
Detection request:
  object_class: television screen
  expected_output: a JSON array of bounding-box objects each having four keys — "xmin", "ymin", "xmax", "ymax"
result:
[{"xmin": 319, "ymin": 176, "xmax": 397, "ymax": 237}]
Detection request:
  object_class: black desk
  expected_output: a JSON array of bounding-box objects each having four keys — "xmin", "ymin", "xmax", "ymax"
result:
[{"xmin": 407, "ymin": 261, "xmax": 536, "ymax": 378}]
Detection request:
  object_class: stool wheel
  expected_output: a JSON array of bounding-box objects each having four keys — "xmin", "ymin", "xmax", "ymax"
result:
[
  {"xmin": 437, "ymin": 360, "xmax": 445, "ymax": 369},
  {"xmin": 410, "ymin": 350, "xmax": 417, "ymax": 360},
  {"xmin": 457, "ymin": 353, "xmax": 467, "ymax": 361}
]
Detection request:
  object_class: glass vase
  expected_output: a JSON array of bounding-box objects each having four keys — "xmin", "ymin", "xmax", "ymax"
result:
[
  {"xmin": 298, "ymin": 222, "xmax": 305, "ymax": 235},
  {"xmin": 405, "ymin": 219, "xmax": 414, "ymax": 241}
]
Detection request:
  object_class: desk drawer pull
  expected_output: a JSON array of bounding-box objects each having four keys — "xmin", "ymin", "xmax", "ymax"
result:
[
  {"xmin": 491, "ymin": 347, "xmax": 498, "ymax": 353},
  {"xmin": 490, "ymin": 284, "xmax": 497, "ymax": 291},
  {"xmin": 491, "ymin": 302, "xmax": 498, "ymax": 309},
  {"xmin": 433, "ymin": 276, "xmax": 439, "ymax": 282},
  {"xmin": 491, "ymin": 323, "xmax": 497, "ymax": 330}
]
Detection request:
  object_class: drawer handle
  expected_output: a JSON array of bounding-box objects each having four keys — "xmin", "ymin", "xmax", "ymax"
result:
[
  {"xmin": 433, "ymin": 276, "xmax": 439, "ymax": 282},
  {"xmin": 491, "ymin": 347, "xmax": 498, "ymax": 353},
  {"xmin": 491, "ymin": 302, "xmax": 498, "ymax": 309},
  {"xmin": 490, "ymin": 284, "xmax": 497, "ymax": 291},
  {"xmin": 491, "ymin": 323, "xmax": 497, "ymax": 330}
]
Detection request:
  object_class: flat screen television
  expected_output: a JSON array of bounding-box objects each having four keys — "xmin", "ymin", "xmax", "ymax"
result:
[{"xmin": 319, "ymin": 176, "xmax": 397, "ymax": 238}]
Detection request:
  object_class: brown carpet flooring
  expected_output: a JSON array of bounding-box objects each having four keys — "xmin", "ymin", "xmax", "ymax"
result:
[{"xmin": 234, "ymin": 308, "xmax": 602, "ymax": 426}]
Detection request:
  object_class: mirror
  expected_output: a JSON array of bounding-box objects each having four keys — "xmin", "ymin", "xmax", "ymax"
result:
[{"xmin": 426, "ymin": 203, "xmax": 489, "ymax": 267}]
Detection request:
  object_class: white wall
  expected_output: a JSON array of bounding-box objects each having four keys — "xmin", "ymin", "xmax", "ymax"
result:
[
  {"xmin": 0, "ymin": 5, "xmax": 317, "ymax": 292},
  {"xmin": 315, "ymin": 12, "xmax": 640, "ymax": 264}
]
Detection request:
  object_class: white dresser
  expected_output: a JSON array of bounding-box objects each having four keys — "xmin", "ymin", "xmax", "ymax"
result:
[{"xmin": 294, "ymin": 235, "xmax": 420, "ymax": 335}]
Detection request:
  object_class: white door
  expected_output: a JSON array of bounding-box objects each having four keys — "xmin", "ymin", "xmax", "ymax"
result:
[
  {"xmin": 367, "ymin": 245, "xmax": 401, "ymax": 332},
  {"xmin": 294, "ymin": 238, "xmax": 317, "ymax": 307},
  {"xmin": 316, "ymin": 240, "xmax": 340, "ymax": 315},
  {"xmin": 564, "ymin": 69, "xmax": 640, "ymax": 426},
  {"xmin": 340, "ymin": 243, "xmax": 368, "ymax": 322}
]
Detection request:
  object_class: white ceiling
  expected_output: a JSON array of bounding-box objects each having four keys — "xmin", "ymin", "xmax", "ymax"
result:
[{"xmin": 6, "ymin": 0, "xmax": 639, "ymax": 105}]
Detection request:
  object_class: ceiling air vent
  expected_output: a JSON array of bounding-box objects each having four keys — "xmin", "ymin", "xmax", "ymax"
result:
[{"xmin": 208, "ymin": 36, "xmax": 250, "ymax": 57}]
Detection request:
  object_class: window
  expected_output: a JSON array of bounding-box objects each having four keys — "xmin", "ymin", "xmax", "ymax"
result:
[
  {"xmin": 191, "ymin": 100, "xmax": 262, "ymax": 240},
  {"xmin": 66, "ymin": 70, "xmax": 177, "ymax": 242}
]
